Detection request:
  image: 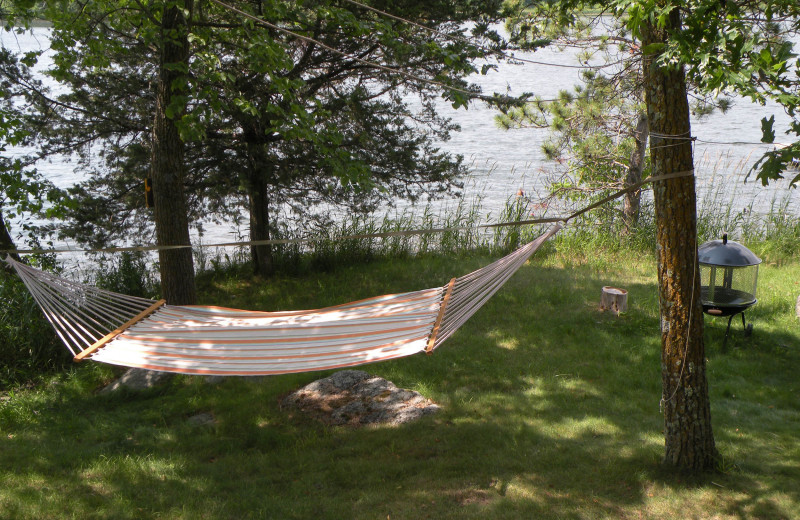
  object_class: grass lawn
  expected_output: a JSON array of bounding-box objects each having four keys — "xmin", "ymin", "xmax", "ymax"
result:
[{"xmin": 1, "ymin": 245, "xmax": 799, "ymax": 519}]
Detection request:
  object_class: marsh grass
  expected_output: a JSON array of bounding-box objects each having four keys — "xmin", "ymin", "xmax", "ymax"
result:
[{"xmin": 1, "ymin": 243, "xmax": 799, "ymax": 519}]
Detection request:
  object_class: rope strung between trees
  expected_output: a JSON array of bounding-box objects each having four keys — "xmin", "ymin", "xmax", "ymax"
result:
[
  {"xmin": 2, "ymin": 170, "xmax": 694, "ymax": 256},
  {"xmin": 2, "ymin": 225, "xmax": 560, "ymax": 375},
  {"xmin": 338, "ymin": 0, "xmax": 619, "ymax": 71},
  {"xmin": 1, "ymin": 170, "xmax": 695, "ymax": 375},
  {"xmin": 207, "ymin": 0, "xmax": 526, "ymax": 106}
]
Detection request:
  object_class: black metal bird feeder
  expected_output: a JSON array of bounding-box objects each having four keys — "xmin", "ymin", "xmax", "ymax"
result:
[{"xmin": 699, "ymin": 233, "xmax": 761, "ymax": 350}]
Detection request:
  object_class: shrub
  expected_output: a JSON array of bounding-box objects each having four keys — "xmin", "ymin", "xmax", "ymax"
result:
[
  {"xmin": 92, "ymin": 251, "xmax": 160, "ymax": 299},
  {"xmin": 0, "ymin": 266, "xmax": 71, "ymax": 389}
]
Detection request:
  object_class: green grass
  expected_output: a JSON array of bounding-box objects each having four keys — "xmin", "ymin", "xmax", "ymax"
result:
[{"xmin": 1, "ymin": 246, "xmax": 799, "ymax": 519}]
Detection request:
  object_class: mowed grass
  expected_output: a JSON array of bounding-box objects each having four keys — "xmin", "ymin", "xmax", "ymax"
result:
[{"xmin": 1, "ymin": 245, "xmax": 799, "ymax": 519}]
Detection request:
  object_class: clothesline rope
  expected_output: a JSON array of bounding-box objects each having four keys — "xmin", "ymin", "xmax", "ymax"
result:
[
  {"xmin": 1, "ymin": 170, "xmax": 694, "ymax": 256},
  {"xmin": 1, "ymin": 167, "xmax": 694, "ymax": 376}
]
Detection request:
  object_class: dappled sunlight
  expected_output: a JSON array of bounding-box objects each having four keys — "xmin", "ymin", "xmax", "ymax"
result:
[
  {"xmin": 1, "ymin": 252, "xmax": 798, "ymax": 519},
  {"xmin": 487, "ymin": 331, "xmax": 520, "ymax": 351},
  {"xmin": 637, "ymin": 431, "xmax": 665, "ymax": 451},
  {"xmin": 535, "ymin": 414, "xmax": 622, "ymax": 441}
]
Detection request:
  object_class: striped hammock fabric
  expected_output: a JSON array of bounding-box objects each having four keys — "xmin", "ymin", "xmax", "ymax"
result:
[{"xmin": 4, "ymin": 225, "xmax": 560, "ymax": 376}]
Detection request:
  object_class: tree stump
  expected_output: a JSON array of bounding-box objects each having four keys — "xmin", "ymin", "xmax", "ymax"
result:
[{"xmin": 601, "ymin": 286, "xmax": 628, "ymax": 314}]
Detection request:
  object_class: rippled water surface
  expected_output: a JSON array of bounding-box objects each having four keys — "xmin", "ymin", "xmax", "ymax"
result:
[{"xmin": 3, "ymin": 28, "xmax": 798, "ymax": 251}]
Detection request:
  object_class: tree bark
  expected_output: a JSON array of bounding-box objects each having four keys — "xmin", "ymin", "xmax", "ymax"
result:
[
  {"xmin": 622, "ymin": 113, "xmax": 649, "ymax": 234},
  {"xmin": 150, "ymin": 1, "xmax": 196, "ymax": 305},
  {"xmin": 247, "ymin": 143, "xmax": 273, "ymax": 275},
  {"xmin": 642, "ymin": 9, "xmax": 717, "ymax": 471},
  {"xmin": 247, "ymin": 165, "xmax": 274, "ymax": 276},
  {"xmin": 0, "ymin": 209, "xmax": 20, "ymax": 260},
  {"xmin": 0, "ymin": 208, "xmax": 21, "ymax": 274}
]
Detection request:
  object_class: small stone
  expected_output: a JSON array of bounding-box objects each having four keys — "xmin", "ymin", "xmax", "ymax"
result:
[
  {"xmin": 187, "ymin": 412, "xmax": 216, "ymax": 426},
  {"xmin": 282, "ymin": 370, "xmax": 439, "ymax": 426}
]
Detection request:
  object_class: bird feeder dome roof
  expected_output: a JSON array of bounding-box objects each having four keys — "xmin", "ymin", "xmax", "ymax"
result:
[{"xmin": 698, "ymin": 234, "xmax": 761, "ymax": 267}]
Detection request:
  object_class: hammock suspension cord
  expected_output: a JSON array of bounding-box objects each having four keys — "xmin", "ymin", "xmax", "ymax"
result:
[{"xmin": 3, "ymin": 225, "xmax": 560, "ymax": 375}]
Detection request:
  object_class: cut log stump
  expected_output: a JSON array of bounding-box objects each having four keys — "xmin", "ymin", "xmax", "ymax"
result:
[{"xmin": 601, "ymin": 286, "xmax": 628, "ymax": 314}]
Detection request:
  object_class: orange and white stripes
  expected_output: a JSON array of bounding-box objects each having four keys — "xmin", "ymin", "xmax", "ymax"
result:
[
  {"xmin": 4, "ymin": 224, "xmax": 560, "ymax": 376},
  {"xmin": 88, "ymin": 289, "xmax": 443, "ymax": 375}
]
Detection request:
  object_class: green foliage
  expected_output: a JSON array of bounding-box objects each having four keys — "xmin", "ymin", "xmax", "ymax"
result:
[
  {"xmin": 92, "ymin": 252, "xmax": 160, "ymax": 300},
  {"xmin": 8, "ymin": 0, "xmax": 506, "ymax": 259},
  {"xmin": 751, "ymin": 117, "xmax": 800, "ymax": 185},
  {"xmin": 0, "ymin": 265, "xmax": 70, "ymax": 389},
  {"xmin": 0, "ymin": 46, "xmax": 71, "ymax": 252},
  {"xmin": 501, "ymin": 0, "xmax": 800, "ymax": 245},
  {"xmin": 496, "ymin": 50, "xmax": 649, "ymax": 231},
  {"xmin": 612, "ymin": 0, "xmax": 800, "ymax": 185}
]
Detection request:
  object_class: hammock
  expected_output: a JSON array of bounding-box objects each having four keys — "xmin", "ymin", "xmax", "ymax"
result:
[{"xmin": 3, "ymin": 225, "xmax": 560, "ymax": 376}]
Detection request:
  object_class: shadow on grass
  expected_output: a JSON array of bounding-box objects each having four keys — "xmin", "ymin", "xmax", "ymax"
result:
[{"xmin": 1, "ymin": 255, "xmax": 799, "ymax": 519}]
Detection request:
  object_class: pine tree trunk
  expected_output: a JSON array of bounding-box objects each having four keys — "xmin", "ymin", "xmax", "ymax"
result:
[
  {"xmin": 245, "ymin": 141, "xmax": 274, "ymax": 276},
  {"xmin": 622, "ymin": 113, "xmax": 648, "ymax": 234},
  {"xmin": 150, "ymin": 1, "xmax": 196, "ymax": 305},
  {"xmin": 247, "ymin": 170, "xmax": 274, "ymax": 276},
  {"xmin": 642, "ymin": 10, "xmax": 717, "ymax": 471}
]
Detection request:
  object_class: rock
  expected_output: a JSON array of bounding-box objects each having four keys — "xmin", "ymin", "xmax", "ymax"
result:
[
  {"xmin": 796, "ymin": 295, "xmax": 800, "ymax": 319},
  {"xmin": 282, "ymin": 370, "xmax": 440, "ymax": 426},
  {"xmin": 187, "ymin": 412, "xmax": 216, "ymax": 426},
  {"xmin": 100, "ymin": 368, "xmax": 173, "ymax": 394}
]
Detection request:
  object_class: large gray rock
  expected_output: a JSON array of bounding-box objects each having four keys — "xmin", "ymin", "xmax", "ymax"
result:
[
  {"xmin": 100, "ymin": 368, "xmax": 173, "ymax": 394},
  {"xmin": 282, "ymin": 370, "xmax": 439, "ymax": 426}
]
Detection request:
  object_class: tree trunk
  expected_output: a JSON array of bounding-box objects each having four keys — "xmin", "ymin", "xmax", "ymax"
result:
[
  {"xmin": 642, "ymin": 10, "xmax": 717, "ymax": 471},
  {"xmin": 247, "ymin": 169, "xmax": 274, "ymax": 276},
  {"xmin": 0, "ymin": 208, "xmax": 21, "ymax": 273},
  {"xmin": 622, "ymin": 113, "xmax": 649, "ymax": 234},
  {"xmin": 246, "ymin": 142, "xmax": 274, "ymax": 276},
  {"xmin": 150, "ymin": 1, "xmax": 196, "ymax": 305},
  {"xmin": 0, "ymin": 209, "xmax": 20, "ymax": 260},
  {"xmin": 600, "ymin": 286, "xmax": 628, "ymax": 314}
]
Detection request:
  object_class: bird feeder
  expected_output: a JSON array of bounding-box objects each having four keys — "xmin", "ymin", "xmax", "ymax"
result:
[{"xmin": 699, "ymin": 233, "xmax": 761, "ymax": 349}]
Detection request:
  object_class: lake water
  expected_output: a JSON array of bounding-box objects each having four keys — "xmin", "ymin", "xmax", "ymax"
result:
[{"xmin": 2, "ymin": 28, "xmax": 799, "ymax": 255}]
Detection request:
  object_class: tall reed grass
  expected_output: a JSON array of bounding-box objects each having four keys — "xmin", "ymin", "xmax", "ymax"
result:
[
  {"xmin": 190, "ymin": 156, "xmax": 798, "ymax": 279},
  {"xmin": 3, "ymin": 156, "xmax": 797, "ymax": 387}
]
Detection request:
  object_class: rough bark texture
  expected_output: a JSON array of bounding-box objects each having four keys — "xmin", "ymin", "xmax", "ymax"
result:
[
  {"xmin": 622, "ymin": 113, "xmax": 649, "ymax": 234},
  {"xmin": 642, "ymin": 10, "xmax": 717, "ymax": 471},
  {"xmin": 246, "ymin": 142, "xmax": 274, "ymax": 276},
  {"xmin": 0, "ymin": 209, "xmax": 21, "ymax": 264},
  {"xmin": 247, "ymin": 174, "xmax": 273, "ymax": 276},
  {"xmin": 150, "ymin": 2, "xmax": 196, "ymax": 305}
]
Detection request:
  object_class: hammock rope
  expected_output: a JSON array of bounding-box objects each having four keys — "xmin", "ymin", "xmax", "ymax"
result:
[{"xmin": 3, "ymin": 224, "xmax": 560, "ymax": 375}]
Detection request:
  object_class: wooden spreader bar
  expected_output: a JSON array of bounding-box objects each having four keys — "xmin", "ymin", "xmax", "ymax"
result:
[
  {"xmin": 426, "ymin": 278, "xmax": 456, "ymax": 354},
  {"xmin": 73, "ymin": 299, "xmax": 167, "ymax": 362}
]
